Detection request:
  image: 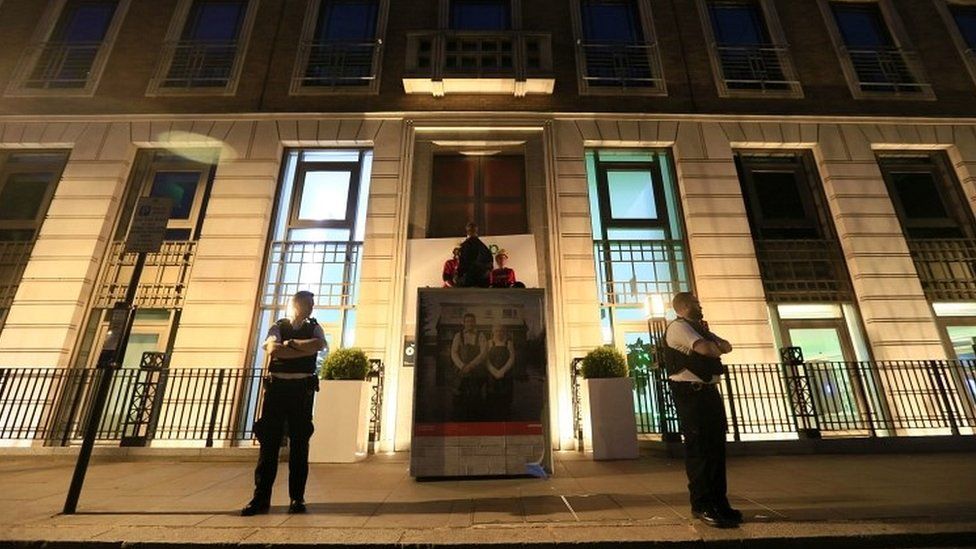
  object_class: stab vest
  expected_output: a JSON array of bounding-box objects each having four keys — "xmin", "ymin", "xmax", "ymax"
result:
[
  {"xmin": 662, "ymin": 319, "xmax": 727, "ymax": 380},
  {"xmin": 268, "ymin": 317, "xmax": 319, "ymax": 375}
]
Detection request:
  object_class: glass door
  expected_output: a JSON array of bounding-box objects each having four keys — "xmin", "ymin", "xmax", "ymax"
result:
[{"xmin": 782, "ymin": 318, "xmax": 862, "ymax": 427}]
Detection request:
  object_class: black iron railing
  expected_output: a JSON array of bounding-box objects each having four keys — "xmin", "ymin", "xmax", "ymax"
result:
[
  {"xmin": 577, "ymin": 42, "xmax": 664, "ymax": 89},
  {"xmin": 157, "ymin": 40, "xmax": 239, "ymax": 89},
  {"xmin": 95, "ymin": 241, "xmax": 197, "ymax": 309},
  {"xmin": 753, "ymin": 239, "xmax": 853, "ymax": 303},
  {"xmin": 713, "ymin": 44, "xmax": 797, "ymax": 92},
  {"xmin": 0, "ymin": 240, "xmax": 34, "ymax": 310},
  {"xmin": 593, "ymin": 240, "xmax": 690, "ymax": 308},
  {"xmin": 907, "ymin": 238, "xmax": 976, "ymax": 301},
  {"xmin": 20, "ymin": 41, "xmax": 102, "ymax": 89},
  {"xmin": 295, "ymin": 40, "xmax": 381, "ymax": 89},
  {"xmin": 843, "ymin": 46, "xmax": 930, "ymax": 94}
]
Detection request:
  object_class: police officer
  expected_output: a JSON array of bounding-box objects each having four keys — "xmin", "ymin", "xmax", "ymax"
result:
[
  {"xmin": 663, "ymin": 291, "xmax": 741, "ymax": 528},
  {"xmin": 456, "ymin": 222, "xmax": 493, "ymax": 288},
  {"xmin": 242, "ymin": 291, "xmax": 327, "ymax": 516}
]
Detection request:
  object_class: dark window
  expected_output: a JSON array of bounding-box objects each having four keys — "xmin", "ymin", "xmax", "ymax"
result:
[
  {"xmin": 182, "ymin": 0, "xmax": 246, "ymax": 41},
  {"xmin": 149, "ymin": 172, "xmax": 201, "ymax": 220},
  {"xmin": 427, "ymin": 155, "xmax": 527, "ymax": 238},
  {"xmin": 829, "ymin": 1, "xmax": 917, "ymax": 92},
  {"xmin": 26, "ymin": 0, "xmax": 118, "ymax": 89},
  {"xmin": 579, "ymin": 0, "xmax": 657, "ymax": 88},
  {"xmin": 0, "ymin": 174, "xmax": 53, "ymax": 222},
  {"xmin": 950, "ymin": 4, "xmax": 976, "ymax": 49},
  {"xmin": 879, "ymin": 156, "xmax": 973, "ymax": 239},
  {"xmin": 707, "ymin": 0, "xmax": 788, "ymax": 91},
  {"xmin": 0, "ymin": 152, "xmax": 67, "ymax": 241},
  {"xmin": 163, "ymin": 0, "xmax": 246, "ymax": 88},
  {"xmin": 450, "ymin": 0, "xmax": 510, "ymax": 30},
  {"xmin": 735, "ymin": 154, "xmax": 827, "ymax": 240},
  {"xmin": 303, "ymin": 0, "xmax": 379, "ymax": 87}
]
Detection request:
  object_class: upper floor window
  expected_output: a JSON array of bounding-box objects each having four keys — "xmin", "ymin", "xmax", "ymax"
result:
[
  {"xmin": 147, "ymin": 0, "xmax": 259, "ymax": 95},
  {"xmin": 878, "ymin": 155, "xmax": 974, "ymax": 239},
  {"xmin": 427, "ymin": 154, "xmax": 527, "ymax": 238},
  {"xmin": 935, "ymin": 1, "xmax": 976, "ymax": 87},
  {"xmin": 5, "ymin": 0, "xmax": 129, "ymax": 96},
  {"xmin": 572, "ymin": 0, "xmax": 666, "ymax": 95},
  {"xmin": 292, "ymin": 0, "xmax": 386, "ymax": 94},
  {"xmin": 820, "ymin": 0, "xmax": 933, "ymax": 98},
  {"xmin": 450, "ymin": 0, "xmax": 510, "ymax": 30},
  {"xmin": 699, "ymin": 0, "xmax": 802, "ymax": 97}
]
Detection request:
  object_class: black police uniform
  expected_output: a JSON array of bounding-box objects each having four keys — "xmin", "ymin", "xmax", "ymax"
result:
[
  {"xmin": 662, "ymin": 319, "xmax": 730, "ymax": 516},
  {"xmin": 250, "ymin": 317, "xmax": 321, "ymax": 507},
  {"xmin": 456, "ymin": 235, "xmax": 493, "ymax": 288}
]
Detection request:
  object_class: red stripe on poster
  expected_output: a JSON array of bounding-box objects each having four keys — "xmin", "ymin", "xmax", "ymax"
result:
[{"xmin": 414, "ymin": 422, "xmax": 544, "ymax": 436}]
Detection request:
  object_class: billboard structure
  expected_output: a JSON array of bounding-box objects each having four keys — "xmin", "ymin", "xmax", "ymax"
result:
[{"xmin": 411, "ymin": 288, "xmax": 551, "ymax": 477}]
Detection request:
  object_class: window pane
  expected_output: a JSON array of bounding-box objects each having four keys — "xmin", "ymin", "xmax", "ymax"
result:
[
  {"xmin": 946, "ymin": 325, "xmax": 976, "ymax": 360},
  {"xmin": 607, "ymin": 170, "xmax": 657, "ymax": 219},
  {"xmin": 299, "ymin": 171, "xmax": 351, "ymax": 220},
  {"xmin": 288, "ymin": 228, "xmax": 351, "ymax": 241},
  {"xmin": 432, "ymin": 156, "xmax": 476, "ymax": 198},
  {"xmin": 606, "ymin": 228, "xmax": 667, "ymax": 240},
  {"xmin": 53, "ymin": 1, "xmax": 117, "ymax": 42},
  {"xmin": 482, "ymin": 202, "xmax": 527, "ymax": 235},
  {"xmin": 752, "ymin": 171, "xmax": 806, "ymax": 220},
  {"xmin": 450, "ymin": 0, "xmax": 510, "ymax": 30},
  {"xmin": 891, "ymin": 172, "xmax": 950, "ymax": 220},
  {"xmin": 831, "ymin": 2, "xmax": 893, "ymax": 48},
  {"xmin": 150, "ymin": 172, "xmax": 200, "ymax": 220},
  {"xmin": 183, "ymin": 0, "xmax": 246, "ymax": 41},
  {"xmin": 950, "ymin": 5, "xmax": 976, "ymax": 49},
  {"xmin": 581, "ymin": 0, "xmax": 642, "ymax": 42},
  {"xmin": 708, "ymin": 0, "xmax": 768, "ymax": 45},
  {"xmin": 787, "ymin": 328, "xmax": 846, "ymax": 363},
  {"xmin": 483, "ymin": 156, "xmax": 523, "ymax": 198},
  {"xmin": 315, "ymin": 0, "xmax": 378, "ymax": 42},
  {"xmin": 0, "ymin": 174, "xmax": 53, "ymax": 221}
]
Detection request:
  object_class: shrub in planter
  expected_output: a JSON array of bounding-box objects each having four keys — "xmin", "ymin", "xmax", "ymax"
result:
[
  {"xmin": 581, "ymin": 346, "xmax": 628, "ymax": 379},
  {"xmin": 320, "ymin": 348, "xmax": 370, "ymax": 380}
]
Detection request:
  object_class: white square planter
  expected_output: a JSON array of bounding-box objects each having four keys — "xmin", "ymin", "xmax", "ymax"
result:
[
  {"xmin": 310, "ymin": 380, "xmax": 371, "ymax": 463},
  {"xmin": 584, "ymin": 377, "xmax": 639, "ymax": 461}
]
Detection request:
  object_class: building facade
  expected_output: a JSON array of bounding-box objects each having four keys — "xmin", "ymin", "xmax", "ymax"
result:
[{"xmin": 1, "ymin": 0, "xmax": 975, "ymax": 451}]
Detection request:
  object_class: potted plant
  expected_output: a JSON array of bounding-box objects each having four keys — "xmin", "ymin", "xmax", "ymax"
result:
[
  {"xmin": 581, "ymin": 346, "xmax": 639, "ymax": 460},
  {"xmin": 309, "ymin": 348, "xmax": 372, "ymax": 463}
]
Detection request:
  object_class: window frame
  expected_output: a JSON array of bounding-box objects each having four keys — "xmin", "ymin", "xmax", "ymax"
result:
[
  {"xmin": 426, "ymin": 154, "xmax": 528, "ymax": 239},
  {"xmin": 695, "ymin": 0, "xmax": 803, "ymax": 98},
  {"xmin": 290, "ymin": 0, "xmax": 389, "ymax": 95},
  {"xmin": 934, "ymin": 0, "xmax": 976, "ymax": 89},
  {"xmin": 877, "ymin": 153, "xmax": 975, "ymax": 239},
  {"xmin": 4, "ymin": 0, "xmax": 131, "ymax": 97},
  {"xmin": 817, "ymin": 0, "xmax": 935, "ymax": 100},
  {"xmin": 287, "ymin": 159, "xmax": 363, "ymax": 232},
  {"xmin": 146, "ymin": 0, "xmax": 260, "ymax": 96},
  {"xmin": 0, "ymin": 151, "xmax": 69, "ymax": 238},
  {"xmin": 569, "ymin": 0, "xmax": 667, "ymax": 96}
]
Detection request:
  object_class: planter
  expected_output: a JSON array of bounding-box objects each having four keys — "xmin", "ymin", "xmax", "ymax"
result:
[
  {"xmin": 309, "ymin": 380, "xmax": 371, "ymax": 463},
  {"xmin": 584, "ymin": 377, "xmax": 639, "ymax": 460}
]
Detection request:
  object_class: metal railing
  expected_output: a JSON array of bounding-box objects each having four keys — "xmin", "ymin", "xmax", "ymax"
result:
[
  {"xmin": 19, "ymin": 41, "xmax": 102, "ymax": 89},
  {"xmin": 907, "ymin": 238, "xmax": 976, "ymax": 301},
  {"xmin": 262, "ymin": 241, "xmax": 362, "ymax": 310},
  {"xmin": 843, "ymin": 46, "xmax": 931, "ymax": 94},
  {"xmin": 157, "ymin": 41, "xmax": 239, "ymax": 89},
  {"xmin": 577, "ymin": 42, "xmax": 664, "ymax": 89},
  {"xmin": 295, "ymin": 41, "xmax": 381, "ymax": 89},
  {"xmin": 714, "ymin": 44, "xmax": 797, "ymax": 92},
  {"xmin": 405, "ymin": 30, "xmax": 552, "ymax": 79},
  {"xmin": 0, "ymin": 241, "xmax": 34, "ymax": 310},
  {"xmin": 95, "ymin": 241, "xmax": 197, "ymax": 309},
  {"xmin": 593, "ymin": 240, "xmax": 690, "ymax": 308},
  {"xmin": 753, "ymin": 239, "xmax": 853, "ymax": 303},
  {"xmin": 617, "ymin": 358, "xmax": 976, "ymax": 442}
]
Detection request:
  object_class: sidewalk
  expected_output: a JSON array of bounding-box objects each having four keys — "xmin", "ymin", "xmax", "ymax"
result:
[{"xmin": 0, "ymin": 450, "xmax": 974, "ymax": 547}]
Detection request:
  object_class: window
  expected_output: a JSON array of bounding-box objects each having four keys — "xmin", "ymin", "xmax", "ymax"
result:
[
  {"xmin": 292, "ymin": 0, "xmax": 386, "ymax": 93},
  {"xmin": 0, "ymin": 151, "xmax": 69, "ymax": 334},
  {"xmin": 572, "ymin": 0, "xmax": 666, "ymax": 94},
  {"xmin": 426, "ymin": 155, "xmax": 527, "ymax": 238},
  {"xmin": 698, "ymin": 0, "xmax": 801, "ymax": 97},
  {"xmin": 148, "ymin": 0, "xmax": 258, "ymax": 95},
  {"xmin": 820, "ymin": 0, "xmax": 932, "ymax": 98},
  {"xmin": 878, "ymin": 155, "xmax": 974, "ymax": 239},
  {"xmin": 735, "ymin": 154, "xmax": 829, "ymax": 240},
  {"xmin": 252, "ymin": 149, "xmax": 372, "ymax": 370},
  {"xmin": 935, "ymin": 1, "xmax": 976, "ymax": 87},
  {"xmin": 450, "ymin": 0, "xmax": 510, "ymax": 30},
  {"xmin": 6, "ymin": 0, "xmax": 129, "ymax": 95},
  {"xmin": 585, "ymin": 150, "xmax": 689, "ymax": 344}
]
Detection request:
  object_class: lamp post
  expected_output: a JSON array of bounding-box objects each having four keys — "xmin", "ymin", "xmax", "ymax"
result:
[{"xmin": 645, "ymin": 293, "xmax": 680, "ymax": 441}]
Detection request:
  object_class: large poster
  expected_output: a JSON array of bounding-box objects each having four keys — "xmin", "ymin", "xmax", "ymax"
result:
[{"xmin": 411, "ymin": 288, "xmax": 550, "ymax": 477}]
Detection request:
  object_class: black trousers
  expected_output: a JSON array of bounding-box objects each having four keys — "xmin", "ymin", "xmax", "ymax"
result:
[
  {"xmin": 252, "ymin": 377, "xmax": 315, "ymax": 504},
  {"xmin": 670, "ymin": 381, "xmax": 729, "ymax": 511}
]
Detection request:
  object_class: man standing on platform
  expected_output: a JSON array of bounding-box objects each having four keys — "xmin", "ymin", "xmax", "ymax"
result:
[
  {"xmin": 456, "ymin": 222, "xmax": 493, "ymax": 288},
  {"xmin": 663, "ymin": 291, "xmax": 741, "ymax": 529},
  {"xmin": 242, "ymin": 290, "xmax": 327, "ymax": 516}
]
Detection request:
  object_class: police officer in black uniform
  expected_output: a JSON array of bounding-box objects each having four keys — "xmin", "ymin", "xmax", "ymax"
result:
[
  {"xmin": 663, "ymin": 291, "xmax": 741, "ymax": 528},
  {"xmin": 242, "ymin": 291, "xmax": 327, "ymax": 516},
  {"xmin": 456, "ymin": 222, "xmax": 493, "ymax": 288}
]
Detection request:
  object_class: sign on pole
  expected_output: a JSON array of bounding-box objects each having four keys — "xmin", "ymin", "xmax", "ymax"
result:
[{"xmin": 125, "ymin": 197, "xmax": 172, "ymax": 254}]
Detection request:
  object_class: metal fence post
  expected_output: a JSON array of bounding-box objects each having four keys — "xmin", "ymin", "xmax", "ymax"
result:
[
  {"xmin": 570, "ymin": 358, "xmax": 584, "ymax": 452},
  {"xmin": 926, "ymin": 360, "xmax": 960, "ymax": 436},
  {"xmin": 722, "ymin": 372, "xmax": 741, "ymax": 442},
  {"xmin": 205, "ymin": 369, "xmax": 226, "ymax": 448},
  {"xmin": 780, "ymin": 346, "xmax": 821, "ymax": 439}
]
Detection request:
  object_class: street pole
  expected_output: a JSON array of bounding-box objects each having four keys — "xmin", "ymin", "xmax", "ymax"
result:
[{"xmin": 62, "ymin": 251, "xmax": 146, "ymax": 514}]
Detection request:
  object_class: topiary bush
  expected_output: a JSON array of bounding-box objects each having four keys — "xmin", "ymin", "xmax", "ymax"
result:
[
  {"xmin": 320, "ymin": 348, "xmax": 370, "ymax": 380},
  {"xmin": 581, "ymin": 346, "xmax": 628, "ymax": 379}
]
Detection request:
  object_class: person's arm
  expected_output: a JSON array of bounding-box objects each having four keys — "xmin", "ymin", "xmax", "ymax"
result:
[
  {"xmin": 286, "ymin": 323, "xmax": 326, "ymax": 355},
  {"xmin": 451, "ymin": 333, "xmax": 465, "ymax": 370},
  {"xmin": 691, "ymin": 339, "xmax": 724, "ymax": 359},
  {"xmin": 706, "ymin": 331, "xmax": 732, "ymax": 354}
]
